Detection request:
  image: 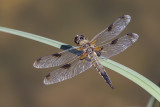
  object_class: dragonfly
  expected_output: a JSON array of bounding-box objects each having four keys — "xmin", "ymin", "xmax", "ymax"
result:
[{"xmin": 33, "ymin": 15, "xmax": 139, "ymax": 89}]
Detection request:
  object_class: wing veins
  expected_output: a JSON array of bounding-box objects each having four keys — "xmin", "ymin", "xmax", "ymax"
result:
[
  {"xmin": 91, "ymin": 15, "xmax": 131, "ymax": 45},
  {"xmin": 33, "ymin": 46, "xmax": 82, "ymax": 68}
]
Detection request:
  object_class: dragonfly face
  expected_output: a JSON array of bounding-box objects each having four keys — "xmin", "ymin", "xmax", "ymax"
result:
[
  {"xmin": 74, "ymin": 35, "xmax": 90, "ymax": 46},
  {"xmin": 33, "ymin": 15, "xmax": 139, "ymax": 89},
  {"xmin": 74, "ymin": 35, "xmax": 85, "ymax": 45}
]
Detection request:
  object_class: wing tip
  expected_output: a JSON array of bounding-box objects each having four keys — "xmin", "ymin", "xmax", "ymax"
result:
[
  {"xmin": 44, "ymin": 77, "xmax": 50, "ymax": 85},
  {"xmin": 127, "ymin": 33, "xmax": 139, "ymax": 43},
  {"xmin": 120, "ymin": 14, "xmax": 131, "ymax": 22},
  {"xmin": 33, "ymin": 61, "xmax": 43, "ymax": 68},
  {"xmin": 124, "ymin": 14, "xmax": 131, "ymax": 19},
  {"xmin": 33, "ymin": 61, "xmax": 38, "ymax": 68}
]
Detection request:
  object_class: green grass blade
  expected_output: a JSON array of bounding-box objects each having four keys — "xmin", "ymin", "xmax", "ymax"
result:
[
  {"xmin": 0, "ymin": 26, "xmax": 160, "ymax": 102},
  {"xmin": 0, "ymin": 26, "xmax": 66, "ymax": 48},
  {"xmin": 146, "ymin": 83, "xmax": 160, "ymax": 107},
  {"xmin": 147, "ymin": 97, "xmax": 156, "ymax": 107},
  {"xmin": 99, "ymin": 58, "xmax": 160, "ymax": 102}
]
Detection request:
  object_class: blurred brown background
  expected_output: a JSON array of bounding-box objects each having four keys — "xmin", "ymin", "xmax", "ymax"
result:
[{"xmin": 0, "ymin": 0, "xmax": 160, "ymax": 107}]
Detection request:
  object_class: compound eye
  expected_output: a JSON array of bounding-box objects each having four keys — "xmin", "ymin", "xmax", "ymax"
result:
[
  {"xmin": 80, "ymin": 36, "xmax": 84, "ymax": 39},
  {"xmin": 74, "ymin": 36, "xmax": 79, "ymax": 44}
]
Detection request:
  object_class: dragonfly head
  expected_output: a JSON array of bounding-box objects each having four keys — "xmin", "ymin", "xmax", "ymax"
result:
[{"xmin": 74, "ymin": 35, "xmax": 87, "ymax": 45}]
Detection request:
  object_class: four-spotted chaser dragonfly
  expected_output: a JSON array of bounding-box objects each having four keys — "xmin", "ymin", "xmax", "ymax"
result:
[{"xmin": 33, "ymin": 15, "xmax": 139, "ymax": 89}]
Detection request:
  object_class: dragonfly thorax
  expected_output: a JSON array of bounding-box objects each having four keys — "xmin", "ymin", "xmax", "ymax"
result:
[{"xmin": 86, "ymin": 47, "xmax": 94, "ymax": 54}]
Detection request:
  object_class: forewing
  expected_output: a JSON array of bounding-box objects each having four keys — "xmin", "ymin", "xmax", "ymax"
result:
[
  {"xmin": 33, "ymin": 47, "xmax": 82, "ymax": 68},
  {"xmin": 91, "ymin": 15, "xmax": 131, "ymax": 46},
  {"xmin": 44, "ymin": 58, "xmax": 92, "ymax": 85},
  {"xmin": 100, "ymin": 33, "xmax": 139, "ymax": 59}
]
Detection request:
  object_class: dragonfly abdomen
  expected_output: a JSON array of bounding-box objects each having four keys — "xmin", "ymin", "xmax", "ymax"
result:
[{"xmin": 89, "ymin": 53, "xmax": 114, "ymax": 89}]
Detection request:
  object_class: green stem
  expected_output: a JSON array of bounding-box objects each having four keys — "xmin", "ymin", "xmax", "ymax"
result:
[
  {"xmin": 99, "ymin": 58, "xmax": 160, "ymax": 102},
  {"xmin": 147, "ymin": 97, "xmax": 156, "ymax": 107},
  {"xmin": 0, "ymin": 26, "xmax": 160, "ymax": 102},
  {"xmin": 146, "ymin": 83, "xmax": 160, "ymax": 107},
  {"xmin": 0, "ymin": 26, "xmax": 66, "ymax": 49}
]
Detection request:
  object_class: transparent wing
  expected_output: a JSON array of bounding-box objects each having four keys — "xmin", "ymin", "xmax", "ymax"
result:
[
  {"xmin": 91, "ymin": 15, "xmax": 131, "ymax": 46},
  {"xmin": 100, "ymin": 33, "xmax": 139, "ymax": 59},
  {"xmin": 33, "ymin": 47, "xmax": 83, "ymax": 68},
  {"xmin": 44, "ymin": 57, "xmax": 92, "ymax": 85}
]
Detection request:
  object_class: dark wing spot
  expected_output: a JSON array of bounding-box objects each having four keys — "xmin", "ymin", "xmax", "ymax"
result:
[
  {"xmin": 111, "ymin": 38, "xmax": 118, "ymax": 45},
  {"xmin": 46, "ymin": 73, "xmax": 51, "ymax": 79},
  {"xmin": 120, "ymin": 15, "xmax": 125, "ymax": 19},
  {"xmin": 127, "ymin": 33, "xmax": 133, "ymax": 37},
  {"xmin": 107, "ymin": 24, "xmax": 113, "ymax": 31},
  {"xmin": 36, "ymin": 57, "xmax": 42, "ymax": 62},
  {"xmin": 61, "ymin": 64, "xmax": 71, "ymax": 69},
  {"xmin": 52, "ymin": 53, "xmax": 61, "ymax": 57}
]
